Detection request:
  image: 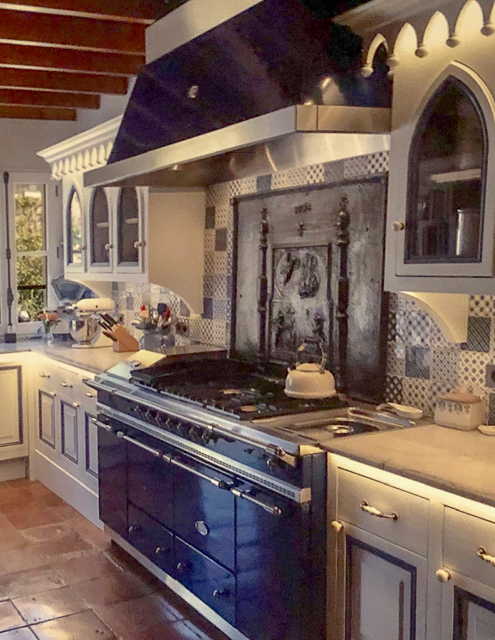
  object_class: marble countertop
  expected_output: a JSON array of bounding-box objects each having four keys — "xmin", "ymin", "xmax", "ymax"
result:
[
  {"xmin": 0, "ymin": 340, "xmax": 225, "ymax": 374},
  {"xmin": 326, "ymin": 424, "xmax": 495, "ymax": 508}
]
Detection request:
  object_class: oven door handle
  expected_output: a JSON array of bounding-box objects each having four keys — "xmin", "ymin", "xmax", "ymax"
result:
[
  {"xmin": 93, "ymin": 418, "xmax": 113, "ymax": 432},
  {"xmin": 117, "ymin": 432, "xmax": 162, "ymax": 458},
  {"xmin": 162, "ymin": 453, "xmax": 232, "ymax": 490},
  {"xmin": 230, "ymin": 487, "xmax": 283, "ymax": 517}
]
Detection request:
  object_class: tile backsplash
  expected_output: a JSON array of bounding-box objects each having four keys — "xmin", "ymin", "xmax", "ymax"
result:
[
  {"xmin": 113, "ymin": 149, "xmax": 495, "ymax": 421},
  {"xmin": 386, "ymin": 293, "xmax": 495, "ymax": 421}
]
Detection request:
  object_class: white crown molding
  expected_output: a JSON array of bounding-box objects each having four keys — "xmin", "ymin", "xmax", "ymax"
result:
[
  {"xmin": 335, "ymin": 0, "xmax": 452, "ymax": 34},
  {"xmin": 37, "ymin": 115, "xmax": 122, "ymax": 181}
]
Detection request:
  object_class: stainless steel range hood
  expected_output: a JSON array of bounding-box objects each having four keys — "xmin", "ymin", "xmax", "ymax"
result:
[
  {"xmin": 84, "ymin": 0, "xmax": 391, "ymax": 189},
  {"xmin": 84, "ymin": 105, "xmax": 390, "ymax": 188}
]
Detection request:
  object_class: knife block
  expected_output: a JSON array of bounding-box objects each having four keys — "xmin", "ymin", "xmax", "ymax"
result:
[{"xmin": 111, "ymin": 325, "xmax": 139, "ymax": 352}]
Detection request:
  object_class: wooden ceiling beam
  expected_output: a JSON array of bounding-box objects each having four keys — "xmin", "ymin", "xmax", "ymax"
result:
[
  {"xmin": 0, "ymin": 88, "xmax": 100, "ymax": 108},
  {"xmin": 0, "ymin": 105, "xmax": 75, "ymax": 119},
  {"xmin": 0, "ymin": 0, "xmax": 171, "ymax": 23},
  {"xmin": 0, "ymin": 44, "xmax": 144, "ymax": 75},
  {"xmin": 0, "ymin": 69, "xmax": 128, "ymax": 94},
  {"xmin": 0, "ymin": 9, "xmax": 145, "ymax": 53}
]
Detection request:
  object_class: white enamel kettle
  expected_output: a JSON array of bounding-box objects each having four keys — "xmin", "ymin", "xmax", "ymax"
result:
[{"xmin": 285, "ymin": 341, "xmax": 336, "ymax": 399}]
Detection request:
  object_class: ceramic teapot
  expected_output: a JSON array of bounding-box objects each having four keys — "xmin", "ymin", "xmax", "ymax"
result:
[{"xmin": 285, "ymin": 341, "xmax": 336, "ymax": 399}]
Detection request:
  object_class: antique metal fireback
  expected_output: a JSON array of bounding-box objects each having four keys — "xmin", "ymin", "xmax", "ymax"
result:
[{"xmin": 232, "ymin": 177, "xmax": 388, "ymax": 403}]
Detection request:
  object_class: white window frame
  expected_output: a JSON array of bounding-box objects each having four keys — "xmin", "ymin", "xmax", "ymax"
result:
[{"xmin": 5, "ymin": 173, "xmax": 61, "ymax": 337}]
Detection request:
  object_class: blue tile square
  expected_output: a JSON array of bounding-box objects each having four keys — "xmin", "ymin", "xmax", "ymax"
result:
[
  {"xmin": 215, "ymin": 228, "xmax": 228, "ymax": 252},
  {"xmin": 256, "ymin": 175, "xmax": 272, "ymax": 192},
  {"xmin": 179, "ymin": 301, "xmax": 190, "ymax": 317},
  {"xmin": 489, "ymin": 393, "xmax": 495, "ymax": 425},
  {"xmin": 462, "ymin": 316, "xmax": 491, "ymax": 352},
  {"xmin": 226, "ymin": 276, "xmax": 233, "ymax": 299},
  {"xmin": 126, "ymin": 295, "xmax": 134, "ymax": 311},
  {"xmin": 205, "ymin": 206, "xmax": 216, "ymax": 229},
  {"xmin": 405, "ymin": 346, "xmax": 431, "ymax": 379},
  {"xmin": 203, "ymin": 298, "xmax": 213, "ymax": 319}
]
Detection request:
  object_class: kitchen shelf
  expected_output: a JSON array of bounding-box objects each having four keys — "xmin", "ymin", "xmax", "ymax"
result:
[{"xmin": 430, "ymin": 167, "xmax": 481, "ymax": 184}]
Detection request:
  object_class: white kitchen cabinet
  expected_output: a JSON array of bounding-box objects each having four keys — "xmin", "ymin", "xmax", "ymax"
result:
[
  {"xmin": 330, "ymin": 471, "xmax": 428, "ymax": 640},
  {"xmin": 329, "ymin": 455, "xmax": 495, "ymax": 640},
  {"xmin": 0, "ymin": 355, "xmax": 28, "ymax": 461},
  {"xmin": 33, "ymin": 355, "xmax": 100, "ymax": 524}
]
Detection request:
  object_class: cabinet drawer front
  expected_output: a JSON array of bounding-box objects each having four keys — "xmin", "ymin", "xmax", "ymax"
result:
[
  {"xmin": 174, "ymin": 461, "xmax": 235, "ymax": 571},
  {"xmin": 337, "ymin": 469, "xmax": 429, "ymax": 555},
  {"xmin": 444, "ymin": 507, "xmax": 495, "ymax": 588},
  {"xmin": 128, "ymin": 504, "xmax": 174, "ymax": 575},
  {"xmin": 175, "ymin": 537, "xmax": 235, "ymax": 625}
]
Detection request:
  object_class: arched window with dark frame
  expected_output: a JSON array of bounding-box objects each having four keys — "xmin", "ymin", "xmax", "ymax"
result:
[
  {"xmin": 90, "ymin": 187, "xmax": 110, "ymax": 265},
  {"xmin": 406, "ymin": 76, "xmax": 487, "ymax": 263},
  {"xmin": 67, "ymin": 187, "xmax": 83, "ymax": 267}
]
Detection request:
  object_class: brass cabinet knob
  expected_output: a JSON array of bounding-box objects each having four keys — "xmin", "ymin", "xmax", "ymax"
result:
[
  {"xmin": 392, "ymin": 221, "xmax": 406, "ymax": 232},
  {"xmin": 435, "ymin": 569, "xmax": 451, "ymax": 583},
  {"xmin": 331, "ymin": 520, "xmax": 344, "ymax": 533}
]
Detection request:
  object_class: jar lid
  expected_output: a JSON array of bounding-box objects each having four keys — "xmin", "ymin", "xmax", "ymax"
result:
[{"xmin": 437, "ymin": 386, "xmax": 482, "ymax": 404}]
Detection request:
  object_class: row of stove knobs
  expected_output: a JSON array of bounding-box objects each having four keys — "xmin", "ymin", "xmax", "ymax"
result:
[{"xmin": 130, "ymin": 404, "xmax": 216, "ymax": 444}]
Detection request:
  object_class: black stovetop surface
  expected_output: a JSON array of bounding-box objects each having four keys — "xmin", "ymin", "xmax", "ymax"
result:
[{"xmin": 130, "ymin": 358, "xmax": 342, "ymax": 420}]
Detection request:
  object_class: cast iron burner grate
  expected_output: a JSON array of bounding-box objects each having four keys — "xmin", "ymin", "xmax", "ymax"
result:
[{"xmin": 130, "ymin": 358, "xmax": 343, "ymax": 419}]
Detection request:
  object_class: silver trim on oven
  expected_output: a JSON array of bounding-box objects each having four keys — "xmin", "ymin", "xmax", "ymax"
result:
[{"xmin": 98, "ymin": 404, "xmax": 311, "ymax": 504}]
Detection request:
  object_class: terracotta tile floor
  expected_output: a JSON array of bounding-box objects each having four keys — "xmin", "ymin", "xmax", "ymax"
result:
[{"xmin": 0, "ymin": 480, "xmax": 229, "ymax": 640}]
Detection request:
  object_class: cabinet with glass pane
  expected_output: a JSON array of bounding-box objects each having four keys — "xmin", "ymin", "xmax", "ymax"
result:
[
  {"xmin": 88, "ymin": 186, "xmax": 112, "ymax": 273},
  {"xmin": 385, "ymin": 64, "xmax": 495, "ymax": 293},
  {"xmin": 63, "ymin": 176, "xmax": 86, "ymax": 275}
]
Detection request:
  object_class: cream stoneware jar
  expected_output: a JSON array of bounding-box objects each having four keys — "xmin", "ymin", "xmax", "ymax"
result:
[{"xmin": 434, "ymin": 386, "xmax": 485, "ymax": 431}]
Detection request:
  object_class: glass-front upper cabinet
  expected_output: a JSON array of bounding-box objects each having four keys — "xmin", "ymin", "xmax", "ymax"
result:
[
  {"xmin": 89, "ymin": 187, "xmax": 111, "ymax": 272},
  {"xmin": 66, "ymin": 187, "xmax": 85, "ymax": 271},
  {"xmin": 406, "ymin": 78, "xmax": 486, "ymax": 265},
  {"xmin": 389, "ymin": 70, "xmax": 495, "ymax": 283},
  {"xmin": 115, "ymin": 186, "xmax": 144, "ymax": 273}
]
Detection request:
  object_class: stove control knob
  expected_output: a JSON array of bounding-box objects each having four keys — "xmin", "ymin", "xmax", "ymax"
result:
[{"xmin": 190, "ymin": 427, "xmax": 203, "ymax": 443}]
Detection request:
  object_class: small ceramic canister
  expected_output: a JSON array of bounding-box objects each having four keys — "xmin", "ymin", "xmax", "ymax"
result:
[{"xmin": 434, "ymin": 386, "xmax": 485, "ymax": 431}]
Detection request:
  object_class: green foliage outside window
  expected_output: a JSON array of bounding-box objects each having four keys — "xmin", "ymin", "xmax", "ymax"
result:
[{"xmin": 15, "ymin": 186, "xmax": 47, "ymax": 322}]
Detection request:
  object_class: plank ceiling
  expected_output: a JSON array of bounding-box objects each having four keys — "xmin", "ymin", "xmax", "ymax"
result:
[
  {"xmin": 0, "ymin": 0, "xmax": 372, "ymax": 122},
  {"xmin": 0, "ymin": 0, "xmax": 184, "ymax": 121}
]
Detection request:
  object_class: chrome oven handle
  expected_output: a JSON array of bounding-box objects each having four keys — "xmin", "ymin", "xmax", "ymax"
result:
[
  {"xmin": 230, "ymin": 487, "xmax": 283, "ymax": 516},
  {"xmin": 92, "ymin": 418, "xmax": 112, "ymax": 432},
  {"xmin": 119, "ymin": 433, "xmax": 161, "ymax": 458},
  {"xmin": 162, "ymin": 453, "xmax": 231, "ymax": 490}
]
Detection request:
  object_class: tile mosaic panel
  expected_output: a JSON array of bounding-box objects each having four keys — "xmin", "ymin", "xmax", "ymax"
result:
[
  {"xmin": 405, "ymin": 312, "xmax": 431, "ymax": 347},
  {"xmin": 386, "ymin": 342, "xmax": 405, "ymax": 377},
  {"xmin": 402, "ymin": 378, "xmax": 433, "ymax": 415},
  {"xmin": 405, "ymin": 346, "xmax": 430, "ymax": 379},
  {"xmin": 431, "ymin": 348, "xmax": 460, "ymax": 387},
  {"xmin": 384, "ymin": 375, "xmax": 403, "ymax": 404},
  {"xmin": 469, "ymin": 295, "xmax": 492, "ymax": 317},
  {"xmin": 462, "ymin": 316, "xmax": 491, "ymax": 352}
]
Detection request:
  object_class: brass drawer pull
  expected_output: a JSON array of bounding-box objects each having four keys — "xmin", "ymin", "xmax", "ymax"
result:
[
  {"xmin": 39, "ymin": 372, "xmax": 51, "ymax": 378},
  {"xmin": 60, "ymin": 382, "xmax": 73, "ymax": 388},
  {"xmin": 477, "ymin": 547, "xmax": 495, "ymax": 566},
  {"xmin": 360, "ymin": 500, "xmax": 398, "ymax": 521}
]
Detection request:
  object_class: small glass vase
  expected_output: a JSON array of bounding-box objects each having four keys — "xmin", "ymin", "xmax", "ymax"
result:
[{"xmin": 43, "ymin": 324, "xmax": 54, "ymax": 347}]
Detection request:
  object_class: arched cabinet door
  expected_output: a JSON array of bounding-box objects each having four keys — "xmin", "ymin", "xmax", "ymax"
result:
[
  {"xmin": 88, "ymin": 187, "xmax": 112, "ymax": 273},
  {"xmin": 392, "ymin": 66, "xmax": 495, "ymax": 279},
  {"xmin": 114, "ymin": 186, "xmax": 145, "ymax": 274},
  {"xmin": 65, "ymin": 186, "xmax": 85, "ymax": 272}
]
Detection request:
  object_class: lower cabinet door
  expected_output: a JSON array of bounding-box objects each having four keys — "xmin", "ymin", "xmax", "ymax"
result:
[
  {"xmin": 97, "ymin": 424, "xmax": 127, "ymax": 538},
  {"xmin": 38, "ymin": 389, "xmax": 56, "ymax": 450},
  {"xmin": 438, "ymin": 571, "xmax": 495, "ymax": 640},
  {"xmin": 60, "ymin": 397, "xmax": 79, "ymax": 465},
  {"xmin": 128, "ymin": 504, "xmax": 174, "ymax": 574},
  {"xmin": 175, "ymin": 537, "xmax": 235, "ymax": 625},
  {"xmin": 335, "ymin": 524, "xmax": 427, "ymax": 640},
  {"xmin": 0, "ymin": 363, "xmax": 23, "ymax": 453}
]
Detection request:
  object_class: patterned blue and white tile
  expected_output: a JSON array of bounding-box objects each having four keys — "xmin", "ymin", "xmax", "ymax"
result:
[
  {"xmin": 343, "ymin": 155, "xmax": 368, "ymax": 179},
  {"xmin": 469, "ymin": 295, "xmax": 493, "ymax": 317},
  {"xmin": 461, "ymin": 316, "xmax": 491, "ymax": 353},
  {"xmin": 213, "ymin": 251, "xmax": 228, "ymax": 276},
  {"xmin": 204, "ymin": 229, "xmax": 216, "ymax": 253},
  {"xmin": 384, "ymin": 375, "xmax": 403, "ymax": 404},
  {"xmin": 402, "ymin": 378, "xmax": 433, "ymax": 415},
  {"xmin": 431, "ymin": 348, "xmax": 460, "ymax": 387},
  {"xmin": 405, "ymin": 346, "xmax": 431, "ymax": 379},
  {"xmin": 323, "ymin": 160, "xmax": 345, "ymax": 183},
  {"xmin": 405, "ymin": 311, "xmax": 431, "ymax": 347},
  {"xmin": 365, "ymin": 151, "xmax": 389, "ymax": 175},
  {"xmin": 458, "ymin": 351, "xmax": 490, "ymax": 388},
  {"xmin": 212, "ymin": 319, "xmax": 229, "ymax": 347},
  {"xmin": 386, "ymin": 342, "xmax": 406, "ymax": 377},
  {"xmin": 305, "ymin": 164, "xmax": 325, "ymax": 184}
]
